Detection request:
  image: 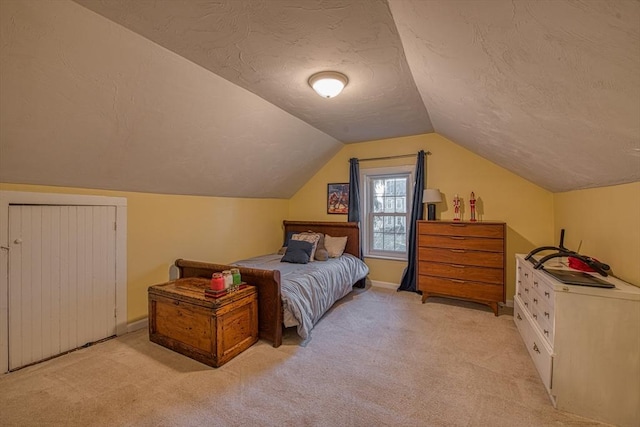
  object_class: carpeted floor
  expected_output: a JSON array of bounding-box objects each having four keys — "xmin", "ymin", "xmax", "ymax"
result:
[{"xmin": 0, "ymin": 285, "xmax": 609, "ymax": 426}]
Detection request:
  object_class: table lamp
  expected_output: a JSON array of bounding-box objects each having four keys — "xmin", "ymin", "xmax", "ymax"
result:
[{"xmin": 423, "ymin": 189, "xmax": 442, "ymax": 221}]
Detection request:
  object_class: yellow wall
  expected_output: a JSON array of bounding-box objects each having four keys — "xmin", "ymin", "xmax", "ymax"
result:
[
  {"xmin": 289, "ymin": 134, "xmax": 555, "ymax": 300},
  {"xmin": 4, "ymin": 139, "xmax": 635, "ymax": 324},
  {"xmin": 0, "ymin": 183, "xmax": 289, "ymax": 322},
  {"xmin": 554, "ymin": 182, "xmax": 640, "ymax": 286}
]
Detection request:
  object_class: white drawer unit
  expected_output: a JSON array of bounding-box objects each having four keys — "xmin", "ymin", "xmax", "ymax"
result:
[{"xmin": 514, "ymin": 254, "xmax": 640, "ymax": 427}]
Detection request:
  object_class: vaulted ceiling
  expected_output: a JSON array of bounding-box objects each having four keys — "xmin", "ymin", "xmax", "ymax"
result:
[{"xmin": 1, "ymin": 0, "xmax": 638, "ymax": 198}]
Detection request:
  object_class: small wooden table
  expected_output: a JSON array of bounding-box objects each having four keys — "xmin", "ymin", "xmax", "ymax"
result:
[{"xmin": 148, "ymin": 278, "xmax": 258, "ymax": 367}]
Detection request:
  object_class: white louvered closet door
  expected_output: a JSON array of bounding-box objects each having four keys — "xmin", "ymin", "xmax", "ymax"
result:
[{"xmin": 8, "ymin": 205, "xmax": 117, "ymax": 370}]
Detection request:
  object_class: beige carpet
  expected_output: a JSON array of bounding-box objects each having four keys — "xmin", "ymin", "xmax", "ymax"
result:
[{"xmin": 0, "ymin": 285, "xmax": 607, "ymax": 426}]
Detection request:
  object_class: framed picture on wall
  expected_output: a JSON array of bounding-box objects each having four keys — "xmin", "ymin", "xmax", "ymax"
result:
[{"xmin": 327, "ymin": 183, "xmax": 349, "ymax": 215}]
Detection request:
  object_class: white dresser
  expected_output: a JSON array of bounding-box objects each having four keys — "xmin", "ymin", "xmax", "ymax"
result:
[{"xmin": 514, "ymin": 254, "xmax": 640, "ymax": 427}]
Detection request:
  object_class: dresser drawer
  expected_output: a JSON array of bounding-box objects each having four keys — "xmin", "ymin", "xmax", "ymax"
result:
[
  {"xmin": 420, "ymin": 261, "xmax": 503, "ymax": 284},
  {"xmin": 514, "ymin": 299, "xmax": 553, "ymax": 393},
  {"xmin": 532, "ymin": 273, "xmax": 555, "ymax": 309},
  {"xmin": 418, "ymin": 234, "xmax": 504, "ymax": 252},
  {"xmin": 418, "ymin": 247, "xmax": 503, "ymax": 268},
  {"xmin": 419, "ymin": 275, "xmax": 503, "ymax": 302},
  {"xmin": 419, "ymin": 222, "xmax": 505, "ymax": 238},
  {"xmin": 530, "ymin": 303, "xmax": 554, "ymax": 346}
]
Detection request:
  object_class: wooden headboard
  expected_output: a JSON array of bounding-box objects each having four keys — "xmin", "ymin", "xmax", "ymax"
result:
[{"xmin": 283, "ymin": 220, "xmax": 360, "ymax": 257}]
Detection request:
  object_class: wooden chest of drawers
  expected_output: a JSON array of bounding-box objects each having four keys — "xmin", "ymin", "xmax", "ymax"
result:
[
  {"xmin": 417, "ymin": 221, "xmax": 506, "ymax": 315},
  {"xmin": 148, "ymin": 278, "xmax": 258, "ymax": 368},
  {"xmin": 514, "ymin": 254, "xmax": 640, "ymax": 426}
]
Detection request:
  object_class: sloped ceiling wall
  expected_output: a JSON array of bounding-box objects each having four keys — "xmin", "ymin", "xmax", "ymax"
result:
[
  {"xmin": 388, "ymin": 0, "xmax": 640, "ymax": 192},
  {"xmin": 1, "ymin": 0, "xmax": 638, "ymax": 198},
  {"xmin": 0, "ymin": 0, "xmax": 343, "ymax": 198}
]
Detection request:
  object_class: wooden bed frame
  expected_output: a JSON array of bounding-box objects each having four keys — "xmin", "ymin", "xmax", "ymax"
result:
[{"xmin": 175, "ymin": 220, "xmax": 363, "ymax": 348}]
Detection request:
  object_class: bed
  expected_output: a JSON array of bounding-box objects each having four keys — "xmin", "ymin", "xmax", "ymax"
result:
[{"xmin": 174, "ymin": 221, "xmax": 368, "ymax": 348}]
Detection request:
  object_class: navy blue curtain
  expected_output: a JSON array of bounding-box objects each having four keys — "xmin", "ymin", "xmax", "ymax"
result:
[
  {"xmin": 348, "ymin": 158, "xmax": 360, "ymax": 224},
  {"xmin": 398, "ymin": 150, "xmax": 425, "ymax": 292},
  {"xmin": 348, "ymin": 158, "xmax": 365, "ymax": 288}
]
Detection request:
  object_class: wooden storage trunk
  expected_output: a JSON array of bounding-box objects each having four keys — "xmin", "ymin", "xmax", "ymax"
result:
[{"xmin": 148, "ymin": 278, "xmax": 258, "ymax": 367}]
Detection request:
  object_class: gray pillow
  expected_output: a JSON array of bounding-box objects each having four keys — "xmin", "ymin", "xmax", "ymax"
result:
[{"xmin": 281, "ymin": 240, "xmax": 313, "ymax": 264}]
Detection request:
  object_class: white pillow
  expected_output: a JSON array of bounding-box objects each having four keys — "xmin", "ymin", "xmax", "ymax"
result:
[
  {"xmin": 324, "ymin": 234, "xmax": 348, "ymax": 258},
  {"xmin": 291, "ymin": 233, "xmax": 320, "ymax": 261}
]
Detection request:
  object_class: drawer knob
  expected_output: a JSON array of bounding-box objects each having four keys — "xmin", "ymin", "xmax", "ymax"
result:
[
  {"xmin": 450, "ymin": 249, "xmax": 466, "ymax": 253},
  {"xmin": 533, "ymin": 343, "xmax": 540, "ymax": 353},
  {"xmin": 450, "ymin": 236, "xmax": 466, "ymax": 240},
  {"xmin": 544, "ymin": 311, "xmax": 550, "ymax": 318},
  {"xmin": 517, "ymin": 313, "xmax": 522, "ymax": 321},
  {"xmin": 173, "ymin": 301, "xmax": 180, "ymax": 306},
  {"xmin": 451, "ymin": 264, "xmax": 466, "ymax": 268},
  {"xmin": 544, "ymin": 329, "xmax": 549, "ymax": 336}
]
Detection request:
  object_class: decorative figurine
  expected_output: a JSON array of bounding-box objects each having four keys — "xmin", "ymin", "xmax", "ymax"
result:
[
  {"xmin": 453, "ymin": 194, "xmax": 461, "ymax": 221},
  {"xmin": 470, "ymin": 192, "xmax": 477, "ymax": 222}
]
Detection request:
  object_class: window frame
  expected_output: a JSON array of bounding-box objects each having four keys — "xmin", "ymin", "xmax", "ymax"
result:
[{"xmin": 359, "ymin": 165, "xmax": 415, "ymax": 261}]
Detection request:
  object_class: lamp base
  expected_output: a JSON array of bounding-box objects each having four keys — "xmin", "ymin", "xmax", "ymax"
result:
[{"xmin": 427, "ymin": 204, "xmax": 436, "ymax": 221}]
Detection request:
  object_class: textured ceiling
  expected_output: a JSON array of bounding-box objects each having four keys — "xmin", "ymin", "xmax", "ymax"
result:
[
  {"xmin": 389, "ymin": 0, "xmax": 640, "ymax": 192},
  {"xmin": 1, "ymin": 0, "xmax": 638, "ymax": 197},
  {"xmin": 74, "ymin": 0, "xmax": 433, "ymax": 143}
]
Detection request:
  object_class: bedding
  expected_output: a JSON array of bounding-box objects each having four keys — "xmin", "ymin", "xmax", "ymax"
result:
[
  {"xmin": 176, "ymin": 220, "xmax": 365, "ymax": 348},
  {"xmin": 233, "ymin": 252, "xmax": 368, "ymax": 339}
]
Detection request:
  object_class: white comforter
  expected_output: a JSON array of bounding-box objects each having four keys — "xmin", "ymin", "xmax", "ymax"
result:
[{"xmin": 233, "ymin": 253, "xmax": 369, "ymax": 339}]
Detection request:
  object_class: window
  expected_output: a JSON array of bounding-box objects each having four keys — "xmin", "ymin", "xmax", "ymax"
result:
[{"xmin": 360, "ymin": 166, "xmax": 414, "ymax": 260}]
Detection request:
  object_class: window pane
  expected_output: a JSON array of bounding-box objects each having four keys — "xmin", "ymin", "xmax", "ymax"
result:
[
  {"xmin": 395, "ymin": 197, "xmax": 406, "ymax": 213},
  {"xmin": 373, "ymin": 216, "xmax": 384, "ymax": 232},
  {"xmin": 385, "ymin": 179, "xmax": 395, "ymax": 195},
  {"xmin": 395, "ymin": 216, "xmax": 406, "ymax": 233},
  {"xmin": 373, "ymin": 232, "xmax": 384, "ymax": 250},
  {"xmin": 383, "ymin": 233, "xmax": 395, "ymax": 250},
  {"xmin": 373, "ymin": 196, "xmax": 384, "ymax": 213},
  {"xmin": 373, "ymin": 179, "xmax": 385, "ymax": 196},
  {"xmin": 385, "ymin": 197, "xmax": 394, "ymax": 213},
  {"xmin": 383, "ymin": 216, "xmax": 394, "ymax": 232},
  {"xmin": 396, "ymin": 179, "xmax": 406, "ymax": 196}
]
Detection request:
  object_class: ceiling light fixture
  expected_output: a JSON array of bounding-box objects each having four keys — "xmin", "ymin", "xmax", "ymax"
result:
[{"xmin": 308, "ymin": 71, "xmax": 348, "ymax": 98}]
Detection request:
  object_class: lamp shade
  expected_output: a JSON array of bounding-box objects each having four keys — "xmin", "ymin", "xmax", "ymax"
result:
[
  {"xmin": 423, "ymin": 188, "xmax": 442, "ymax": 203},
  {"xmin": 308, "ymin": 71, "xmax": 348, "ymax": 98}
]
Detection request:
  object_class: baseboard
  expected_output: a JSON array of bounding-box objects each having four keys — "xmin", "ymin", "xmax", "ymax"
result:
[
  {"xmin": 502, "ymin": 299, "xmax": 514, "ymax": 308},
  {"xmin": 370, "ymin": 280, "xmax": 398, "ymax": 290},
  {"xmin": 126, "ymin": 318, "xmax": 148, "ymax": 333}
]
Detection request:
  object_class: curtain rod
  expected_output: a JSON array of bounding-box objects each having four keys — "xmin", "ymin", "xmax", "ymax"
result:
[{"xmin": 350, "ymin": 151, "xmax": 431, "ymax": 163}]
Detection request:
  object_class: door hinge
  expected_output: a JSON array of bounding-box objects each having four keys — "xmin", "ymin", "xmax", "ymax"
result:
[
  {"xmin": 113, "ymin": 222, "xmax": 117, "ymax": 231},
  {"xmin": 114, "ymin": 307, "xmax": 117, "ymax": 318}
]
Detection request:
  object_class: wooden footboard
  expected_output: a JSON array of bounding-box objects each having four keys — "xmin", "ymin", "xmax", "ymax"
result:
[{"xmin": 174, "ymin": 259, "xmax": 283, "ymax": 348}]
